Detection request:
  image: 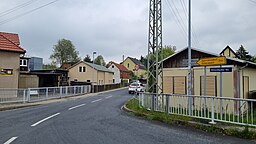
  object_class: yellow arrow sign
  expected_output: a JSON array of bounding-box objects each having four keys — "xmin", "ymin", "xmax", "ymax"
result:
[{"xmin": 197, "ymin": 56, "xmax": 227, "ymax": 66}]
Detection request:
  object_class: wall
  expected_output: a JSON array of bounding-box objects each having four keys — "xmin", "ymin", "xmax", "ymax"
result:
[
  {"xmin": 123, "ymin": 58, "xmax": 146, "ymax": 78},
  {"xmin": 108, "ymin": 64, "xmax": 121, "ymax": 83},
  {"xmin": 0, "ymin": 51, "xmax": 20, "ymax": 89},
  {"xmin": 104, "ymin": 72, "xmax": 114, "ymax": 84},
  {"xmin": 68, "ymin": 62, "xmax": 97, "ymax": 84},
  {"xmin": 19, "ymin": 74, "xmax": 39, "ymax": 88},
  {"xmin": 241, "ymin": 67, "xmax": 256, "ymax": 98}
]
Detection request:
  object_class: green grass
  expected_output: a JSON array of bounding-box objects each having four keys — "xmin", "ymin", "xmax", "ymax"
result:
[{"xmin": 126, "ymin": 98, "xmax": 256, "ymax": 139}]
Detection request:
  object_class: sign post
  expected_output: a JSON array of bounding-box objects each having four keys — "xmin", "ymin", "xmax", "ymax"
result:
[{"xmin": 197, "ymin": 56, "xmax": 227, "ymax": 119}]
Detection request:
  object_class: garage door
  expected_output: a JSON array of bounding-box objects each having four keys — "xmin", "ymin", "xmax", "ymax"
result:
[
  {"xmin": 163, "ymin": 76, "xmax": 173, "ymax": 94},
  {"xmin": 243, "ymin": 76, "xmax": 249, "ymax": 99},
  {"xmin": 173, "ymin": 76, "xmax": 186, "ymax": 94},
  {"xmin": 200, "ymin": 76, "xmax": 217, "ymax": 96}
]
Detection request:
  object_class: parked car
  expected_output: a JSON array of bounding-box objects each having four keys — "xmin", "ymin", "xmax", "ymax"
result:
[{"xmin": 128, "ymin": 82, "xmax": 145, "ymax": 94}]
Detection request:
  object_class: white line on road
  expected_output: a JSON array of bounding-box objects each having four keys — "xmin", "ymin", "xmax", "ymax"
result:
[
  {"xmin": 91, "ymin": 99, "xmax": 102, "ymax": 103},
  {"xmin": 31, "ymin": 113, "xmax": 60, "ymax": 127},
  {"xmin": 4, "ymin": 137, "xmax": 18, "ymax": 144},
  {"xmin": 105, "ymin": 95, "xmax": 113, "ymax": 99},
  {"xmin": 68, "ymin": 104, "xmax": 86, "ymax": 110}
]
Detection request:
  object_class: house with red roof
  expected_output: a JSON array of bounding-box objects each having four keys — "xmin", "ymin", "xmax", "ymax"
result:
[
  {"xmin": 0, "ymin": 32, "xmax": 26, "ymax": 89},
  {"xmin": 107, "ymin": 62, "xmax": 131, "ymax": 84}
]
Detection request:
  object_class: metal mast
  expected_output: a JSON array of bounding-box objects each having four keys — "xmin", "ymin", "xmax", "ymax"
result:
[{"xmin": 147, "ymin": 0, "xmax": 163, "ymax": 94}]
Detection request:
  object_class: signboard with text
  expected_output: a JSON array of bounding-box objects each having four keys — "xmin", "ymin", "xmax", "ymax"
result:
[
  {"xmin": 197, "ymin": 56, "xmax": 226, "ymax": 66},
  {"xmin": 210, "ymin": 67, "xmax": 232, "ymax": 73}
]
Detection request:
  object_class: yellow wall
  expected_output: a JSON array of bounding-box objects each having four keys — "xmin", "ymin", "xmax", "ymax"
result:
[
  {"xmin": 241, "ymin": 67, "xmax": 256, "ymax": 97},
  {"xmin": 123, "ymin": 57, "xmax": 146, "ymax": 78},
  {"xmin": 222, "ymin": 49, "xmax": 236, "ymax": 58},
  {"xmin": 0, "ymin": 51, "xmax": 20, "ymax": 89}
]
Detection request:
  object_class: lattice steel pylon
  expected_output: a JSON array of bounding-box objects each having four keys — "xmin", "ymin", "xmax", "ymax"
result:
[{"xmin": 146, "ymin": 0, "xmax": 163, "ymax": 94}]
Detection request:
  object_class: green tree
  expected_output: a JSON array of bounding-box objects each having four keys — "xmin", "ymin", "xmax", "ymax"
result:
[
  {"xmin": 83, "ymin": 54, "xmax": 92, "ymax": 63},
  {"xmin": 50, "ymin": 39, "xmax": 80, "ymax": 66},
  {"xmin": 43, "ymin": 63, "xmax": 57, "ymax": 70},
  {"xmin": 147, "ymin": 45, "xmax": 176, "ymax": 62},
  {"xmin": 236, "ymin": 45, "xmax": 253, "ymax": 61},
  {"xmin": 94, "ymin": 55, "xmax": 106, "ymax": 66}
]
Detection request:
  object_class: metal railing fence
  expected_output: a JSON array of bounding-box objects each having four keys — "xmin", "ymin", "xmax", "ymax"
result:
[
  {"xmin": 0, "ymin": 85, "xmax": 91, "ymax": 104},
  {"xmin": 139, "ymin": 93, "xmax": 256, "ymax": 127}
]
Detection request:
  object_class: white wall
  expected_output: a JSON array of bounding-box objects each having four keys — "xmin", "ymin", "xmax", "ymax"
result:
[{"xmin": 108, "ymin": 64, "xmax": 121, "ymax": 84}]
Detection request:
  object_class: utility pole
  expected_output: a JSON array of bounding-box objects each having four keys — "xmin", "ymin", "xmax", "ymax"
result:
[
  {"xmin": 146, "ymin": 0, "xmax": 163, "ymax": 94},
  {"xmin": 188, "ymin": 0, "xmax": 193, "ymax": 115}
]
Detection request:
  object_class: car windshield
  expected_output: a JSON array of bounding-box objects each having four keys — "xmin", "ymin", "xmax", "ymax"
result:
[{"xmin": 131, "ymin": 83, "xmax": 139, "ymax": 86}]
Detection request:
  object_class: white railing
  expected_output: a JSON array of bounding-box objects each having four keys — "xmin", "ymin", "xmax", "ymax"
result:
[
  {"xmin": 139, "ymin": 93, "xmax": 256, "ymax": 127},
  {"xmin": 0, "ymin": 85, "xmax": 91, "ymax": 104}
]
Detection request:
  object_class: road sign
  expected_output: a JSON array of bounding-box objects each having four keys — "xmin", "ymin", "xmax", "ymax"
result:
[
  {"xmin": 210, "ymin": 67, "xmax": 232, "ymax": 72},
  {"xmin": 133, "ymin": 64, "xmax": 140, "ymax": 71},
  {"xmin": 197, "ymin": 56, "xmax": 226, "ymax": 66}
]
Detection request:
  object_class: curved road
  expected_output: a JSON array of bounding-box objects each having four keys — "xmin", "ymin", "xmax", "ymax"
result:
[{"xmin": 0, "ymin": 89, "xmax": 254, "ymax": 144}]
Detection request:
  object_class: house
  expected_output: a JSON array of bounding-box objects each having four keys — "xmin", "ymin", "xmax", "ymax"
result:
[
  {"xmin": 122, "ymin": 57, "xmax": 146, "ymax": 78},
  {"xmin": 0, "ymin": 32, "xmax": 26, "ymax": 89},
  {"xmin": 107, "ymin": 62, "xmax": 131, "ymax": 84},
  {"xmin": 29, "ymin": 57, "xmax": 43, "ymax": 70},
  {"xmin": 68, "ymin": 61, "xmax": 114, "ymax": 85},
  {"xmin": 161, "ymin": 46, "xmax": 256, "ymax": 113}
]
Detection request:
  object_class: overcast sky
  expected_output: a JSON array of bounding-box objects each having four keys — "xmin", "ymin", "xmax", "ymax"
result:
[{"xmin": 1, "ymin": 0, "xmax": 256, "ymax": 64}]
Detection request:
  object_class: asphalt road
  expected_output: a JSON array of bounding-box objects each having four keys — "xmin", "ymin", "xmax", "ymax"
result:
[{"xmin": 0, "ymin": 89, "xmax": 255, "ymax": 144}]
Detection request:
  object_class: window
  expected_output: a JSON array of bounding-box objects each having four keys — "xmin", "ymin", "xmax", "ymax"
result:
[
  {"xmin": 79, "ymin": 66, "xmax": 86, "ymax": 72},
  {"xmin": 20, "ymin": 59, "xmax": 27, "ymax": 66},
  {"xmin": 112, "ymin": 65, "xmax": 114, "ymax": 68},
  {"xmin": 127, "ymin": 63, "xmax": 130, "ymax": 68}
]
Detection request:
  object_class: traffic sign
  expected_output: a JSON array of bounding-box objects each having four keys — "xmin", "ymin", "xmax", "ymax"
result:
[
  {"xmin": 197, "ymin": 56, "xmax": 226, "ymax": 66},
  {"xmin": 210, "ymin": 67, "xmax": 232, "ymax": 72}
]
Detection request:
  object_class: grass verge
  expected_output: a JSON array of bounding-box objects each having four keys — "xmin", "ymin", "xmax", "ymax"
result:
[{"xmin": 125, "ymin": 98, "xmax": 256, "ymax": 139}]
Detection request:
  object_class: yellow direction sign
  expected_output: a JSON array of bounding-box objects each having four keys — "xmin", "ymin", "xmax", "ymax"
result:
[{"xmin": 197, "ymin": 56, "xmax": 226, "ymax": 66}]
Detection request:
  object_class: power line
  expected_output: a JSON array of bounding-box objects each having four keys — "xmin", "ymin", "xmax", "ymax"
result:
[
  {"xmin": 164, "ymin": 0, "xmax": 187, "ymax": 41},
  {"xmin": 248, "ymin": 0, "xmax": 256, "ymax": 5},
  {"xmin": 0, "ymin": 0, "xmax": 39, "ymax": 18},
  {"xmin": 0, "ymin": 0, "xmax": 61, "ymax": 26}
]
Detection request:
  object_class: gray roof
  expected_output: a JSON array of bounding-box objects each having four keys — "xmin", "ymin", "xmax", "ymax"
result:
[
  {"xmin": 161, "ymin": 47, "xmax": 256, "ymax": 67},
  {"xmin": 84, "ymin": 62, "xmax": 114, "ymax": 73}
]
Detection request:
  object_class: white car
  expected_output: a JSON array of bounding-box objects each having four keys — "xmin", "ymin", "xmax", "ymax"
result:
[{"xmin": 128, "ymin": 83, "xmax": 145, "ymax": 94}]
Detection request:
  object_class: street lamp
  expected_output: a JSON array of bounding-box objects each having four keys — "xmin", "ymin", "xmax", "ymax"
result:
[{"xmin": 92, "ymin": 51, "xmax": 96, "ymax": 92}]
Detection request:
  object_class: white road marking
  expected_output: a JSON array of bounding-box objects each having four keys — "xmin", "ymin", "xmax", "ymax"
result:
[
  {"xmin": 4, "ymin": 137, "xmax": 18, "ymax": 144},
  {"xmin": 31, "ymin": 113, "xmax": 60, "ymax": 127},
  {"xmin": 68, "ymin": 104, "xmax": 86, "ymax": 110},
  {"xmin": 91, "ymin": 99, "xmax": 102, "ymax": 103},
  {"xmin": 105, "ymin": 95, "xmax": 113, "ymax": 99}
]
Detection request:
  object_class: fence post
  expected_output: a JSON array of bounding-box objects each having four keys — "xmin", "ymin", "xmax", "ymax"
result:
[
  {"xmin": 27, "ymin": 88, "xmax": 31, "ymax": 102},
  {"xmin": 209, "ymin": 97, "xmax": 216, "ymax": 124},
  {"xmin": 142, "ymin": 93, "xmax": 144, "ymax": 107},
  {"xmin": 60, "ymin": 87, "xmax": 63, "ymax": 98},
  {"xmin": 74, "ymin": 86, "xmax": 76, "ymax": 95},
  {"xmin": 23, "ymin": 89, "xmax": 26, "ymax": 103},
  {"xmin": 66, "ymin": 86, "xmax": 68, "ymax": 95},
  {"xmin": 166, "ymin": 95, "xmax": 169, "ymax": 114},
  {"xmin": 152, "ymin": 94, "xmax": 155, "ymax": 111},
  {"xmin": 46, "ymin": 88, "xmax": 48, "ymax": 99}
]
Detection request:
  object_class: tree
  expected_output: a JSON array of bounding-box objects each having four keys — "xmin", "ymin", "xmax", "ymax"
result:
[
  {"xmin": 146, "ymin": 45, "xmax": 176, "ymax": 62},
  {"xmin": 83, "ymin": 54, "xmax": 92, "ymax": 63},
  {"xmin": 94, "ymin": 55, "xmax": 106, "ymax": 66},
  {"xmin": 50, "ymin": 39, "xmax": 80, "ymax": 66},
  {"xmin": 43, "ymin": 63, "xmax": 57, "ymax": 70},
  {"xmin": 236, "ymin": 45, "xmax": 253, "ymax": 62}
]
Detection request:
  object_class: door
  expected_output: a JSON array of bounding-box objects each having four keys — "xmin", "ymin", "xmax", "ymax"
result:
[{"xmin": 243, "ymin": 76, "xmax": 249, "ymax": 99}]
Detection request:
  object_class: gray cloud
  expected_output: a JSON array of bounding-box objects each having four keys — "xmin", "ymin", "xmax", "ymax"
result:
[{"xmin": 1, "ymin": 0, "xmax": 256, "ymax": 64}]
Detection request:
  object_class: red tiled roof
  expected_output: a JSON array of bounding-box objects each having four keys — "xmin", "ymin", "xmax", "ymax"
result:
[
  {"xmin": 0, "ymin": 32, "xmax": 25, "ymax": 53},
  {"xmin": 114, "ymin": 63, "xmax": 129, "ymax": 72}
]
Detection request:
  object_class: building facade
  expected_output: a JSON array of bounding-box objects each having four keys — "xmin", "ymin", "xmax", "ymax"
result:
[
  {"xmin": 0, "ymin": 32, "xmax": 26, "ymax": 89},
  {"xmin": 68, "ymin": 61, "xmax": 114, "ymax": 85},
  {"xmin": 122, "ymin": 57, "xmax": 146, "ymax": 78},
  {"xmin": 29, "ymin": 57, "xmax": 43, "ymax": 70},
  {"xmin": 108, "ymin": 62, "xmax": 130, "ymax": 84}
]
